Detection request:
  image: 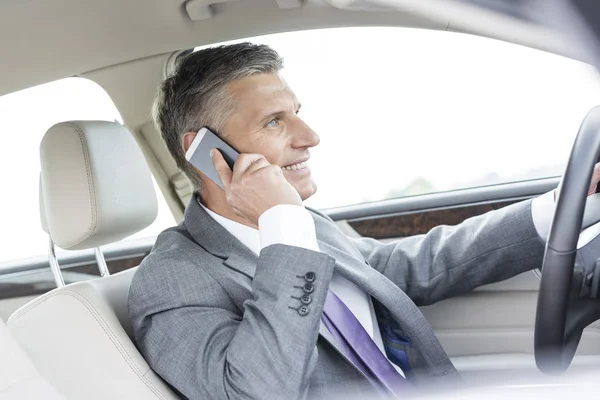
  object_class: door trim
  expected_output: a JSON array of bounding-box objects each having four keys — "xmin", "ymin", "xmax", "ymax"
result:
[{"xmin": 324, "ymin": 177, "xmax": 559, "ymax": 221}]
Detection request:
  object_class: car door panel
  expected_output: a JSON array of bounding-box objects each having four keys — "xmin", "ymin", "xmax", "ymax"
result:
[{"xmin": 326, "ymin": 177, "xmax": 600, "ymax": 378}]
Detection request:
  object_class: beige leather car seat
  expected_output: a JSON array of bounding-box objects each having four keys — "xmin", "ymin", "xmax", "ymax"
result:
[
  {"xmin": 0, "ymin": 319, "xmax": 65, "ymax": 400},
  {"xmin": 7, "ymin": 121, "xmax": 179, "ymax": 400}
]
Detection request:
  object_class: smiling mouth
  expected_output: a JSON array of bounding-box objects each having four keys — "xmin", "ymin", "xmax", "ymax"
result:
[{"xmin": 283, "ymin": 160, "xmax": 308, "ymax": 171}]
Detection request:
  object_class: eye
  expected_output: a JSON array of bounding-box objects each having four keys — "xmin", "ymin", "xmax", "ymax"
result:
[{"xmin": 267, "ymin": 118, "xmax": 279, "ymax": 128}]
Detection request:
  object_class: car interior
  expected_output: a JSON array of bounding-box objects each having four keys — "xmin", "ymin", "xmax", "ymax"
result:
[{"xmin": 3, "ymin": 0, "xmax": 600, "ymax": 399}]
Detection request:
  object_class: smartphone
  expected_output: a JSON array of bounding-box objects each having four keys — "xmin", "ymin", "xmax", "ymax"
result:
[{"xmin": 185, "ymin": 127, "xmax": 239, "ymax": 189}]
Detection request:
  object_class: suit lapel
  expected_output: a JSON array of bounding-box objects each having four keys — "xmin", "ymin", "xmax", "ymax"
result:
[
  {"xmin": 223, "ymin": 240, "xmax": 258, "ymax": 280},
  {"xmin": 182, "ymin": 194, "xmax": 234, "ymax": 259},
  {"xmin": 183, "ymin": 195, "xmax": 257, "ymax": 278}
]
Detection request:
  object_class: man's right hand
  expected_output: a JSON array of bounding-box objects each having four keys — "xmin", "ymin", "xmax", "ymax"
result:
[{"xmin": 212, "ymin": 149, "xmax": 302, "ymax": 225}]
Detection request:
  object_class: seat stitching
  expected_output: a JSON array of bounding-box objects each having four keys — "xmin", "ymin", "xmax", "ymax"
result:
[
  {"xmin": 60, "ymin": 290, "xmax": 168, "ymax": 399},
  {"xmin": 9, "ymin": 289, "xmax": 169, "ymax": 400},
  {"xmin": 60, "ymin": 122, "xmax": 98, "ymax": 248}
]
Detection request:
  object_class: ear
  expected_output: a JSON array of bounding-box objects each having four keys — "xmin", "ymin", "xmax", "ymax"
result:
[{"xmin": 182, "ymin": 131, "xmax": 197, "ymax": 154}]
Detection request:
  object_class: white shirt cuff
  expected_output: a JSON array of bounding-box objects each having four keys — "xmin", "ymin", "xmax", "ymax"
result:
[
  {"xmin": 531, "ymin": 190, "xmax": 556, "ymax": 241},
  {"xmin": 258, "ymin": 204, "xmax": 320, "ymax": 253}
]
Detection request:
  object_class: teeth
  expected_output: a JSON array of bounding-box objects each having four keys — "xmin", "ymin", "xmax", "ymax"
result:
[{"xmin": 283, "ymin": 161, "xmax": 307, "ymax": 171}]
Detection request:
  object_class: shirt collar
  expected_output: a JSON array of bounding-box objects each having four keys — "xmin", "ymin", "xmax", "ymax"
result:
[{"xmin": 198, "ymin": 199, "xmax": 260, "ymax": 257}]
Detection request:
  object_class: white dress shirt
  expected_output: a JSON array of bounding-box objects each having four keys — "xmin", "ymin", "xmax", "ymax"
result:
[
  {"xmin": 530, "ymin": 190, "xmax": 556, "ymax": 241},
  {"xmin": 200, "ymin": 192, "xmax": 559, "ymax": 377}
]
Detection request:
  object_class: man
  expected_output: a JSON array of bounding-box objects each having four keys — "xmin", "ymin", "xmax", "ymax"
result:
[{"xmin": 128, "ymin": 42, "xmax": 600, "ymax": 400}]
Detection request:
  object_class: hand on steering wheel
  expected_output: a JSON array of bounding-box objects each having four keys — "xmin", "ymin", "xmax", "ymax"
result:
[{"xmin": 535, "ymin": 106, "xmax": 600, "ymax": 374}]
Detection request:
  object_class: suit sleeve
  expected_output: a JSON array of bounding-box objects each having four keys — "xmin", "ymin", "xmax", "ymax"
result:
[
  {"xmin": 129, "ymin": 244, "xmax": 335, "ymax": 400},
  {"xmin": 350, "ymin": 199, "xmax": 545, "ymax": 305}
]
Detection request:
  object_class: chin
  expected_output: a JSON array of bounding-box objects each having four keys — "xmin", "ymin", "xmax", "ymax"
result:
[{"xmin": 296, "ymin": 180, "xmax": 317, "ymax": 201}]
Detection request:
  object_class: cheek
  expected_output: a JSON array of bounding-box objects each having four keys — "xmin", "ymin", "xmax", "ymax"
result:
[
  {"xmin": 255, "ymin": 139, "xmax": 287, "ymax": 165},
  {"xmin": 233, "ymin": 131, "xmax": 288, "ymax": 165}
]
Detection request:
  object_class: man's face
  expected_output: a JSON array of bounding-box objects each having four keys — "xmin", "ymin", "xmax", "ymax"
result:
[{"xmin": 220, "ymin": 73, "xmax": 320, "ymax": 201}]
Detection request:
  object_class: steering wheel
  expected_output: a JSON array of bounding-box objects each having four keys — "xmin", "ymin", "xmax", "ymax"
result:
[{"xmin": 535, "ymin": 106, "xmax": 600, "ymax": 374}]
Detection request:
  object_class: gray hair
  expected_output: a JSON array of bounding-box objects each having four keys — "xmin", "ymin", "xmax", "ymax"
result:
[{"xmin": 152, "ymin": 42, "xmax": 284, "ymax": 192}]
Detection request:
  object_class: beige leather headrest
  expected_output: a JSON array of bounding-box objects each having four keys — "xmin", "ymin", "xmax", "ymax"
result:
[{"xmin": 40, "ymin": 121, "xmax": 158, "ymax": 250}]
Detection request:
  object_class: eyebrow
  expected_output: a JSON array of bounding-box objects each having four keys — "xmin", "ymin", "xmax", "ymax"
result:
[{"xmin": 257, "ymin": 103, "xmax": 302, "ymax": 126}]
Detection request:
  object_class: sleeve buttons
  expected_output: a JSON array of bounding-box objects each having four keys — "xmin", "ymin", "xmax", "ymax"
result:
[
  {"xmin": 298, "ymin": 305, "xmax": 310, "ymax": 316},
  {"xmin": 304, "ymin": 272, "xmax": 316, "ymax": 282},
  {"xmin": 303, "ymin": 283, "xmax": 314, "ymax": 294},
  {"xmin": 300, "ymin": 294, "xmax": 312, "ymax": 305},
  {"xmin": 290, "ymin": 273, "xmax": 316, "ymax": 314}
]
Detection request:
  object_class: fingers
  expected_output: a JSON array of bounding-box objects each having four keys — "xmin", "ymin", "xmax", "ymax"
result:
[
  {"xmin": 246, "ymin": 157, "xmax": 271, "ymax": 174},
  {"xmin": 231, "ymin": 154, "xmax": 276, "ymax": 182},
  {"xmin": 593, "ymin": 163, "xmax": 600, "ymax": 182},
  {"xmin": 211, "ymin": 150, "xmax": 278, "ymax": 192},
  {"xmin": 265, "ymin": 164, "xmax": 284, "ymax": 177},
  {"xmin": 211, "ymin": 149, "xmax": 233, "ymax": 191},
  {"xmin": 589, "ymin": 162, "xmax": 600, "ymax": 195},
  {"xmin": 233, "ymin": 153, "xmax": 268, "ymax": 173},
  {"xmin": 246, "ymin": 160, "xmax": 284, "ymax": 180}
]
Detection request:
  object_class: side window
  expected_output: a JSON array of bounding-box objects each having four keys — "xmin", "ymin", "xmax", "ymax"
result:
[
  {"xmin": 0, "ymin": 77, "xmax": 174, "ymax": 265},
  {"xmin": 197, "ymin": 27, "xmax": 600, "ymax": 209}
]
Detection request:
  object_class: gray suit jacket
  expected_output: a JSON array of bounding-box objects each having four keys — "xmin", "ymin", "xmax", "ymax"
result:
[{"xmin": 128, "ymin": 196, "xmax": 545, "ymax": 400}]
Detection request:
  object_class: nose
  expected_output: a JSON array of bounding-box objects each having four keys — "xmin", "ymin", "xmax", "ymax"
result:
[{"xmin": 290, "ymin": 116, "xmax": 320, "ymax": 149}]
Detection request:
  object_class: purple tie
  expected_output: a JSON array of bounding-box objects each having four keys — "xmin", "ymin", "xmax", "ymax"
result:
[{"xmin": 321, "ymin": 289, "xmax": 409, "ymax": 397}]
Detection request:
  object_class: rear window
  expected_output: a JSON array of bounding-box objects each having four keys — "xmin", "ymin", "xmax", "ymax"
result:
[{"xmin": 0, "ymin": 77, "xmax": 174, "ymax": 265}]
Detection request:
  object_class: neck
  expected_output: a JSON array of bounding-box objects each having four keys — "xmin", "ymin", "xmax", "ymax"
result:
[{"xmin": 199, "ymin": 186, "xmax": 258, "ymax": 230}]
